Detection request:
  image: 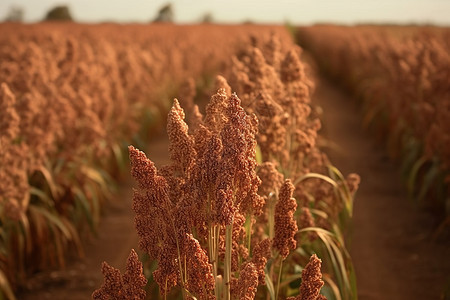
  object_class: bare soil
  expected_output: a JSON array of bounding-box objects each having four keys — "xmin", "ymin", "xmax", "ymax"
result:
[{"xmin": 17, "ymin": 78, "xmax": 450, "ymax": 300}]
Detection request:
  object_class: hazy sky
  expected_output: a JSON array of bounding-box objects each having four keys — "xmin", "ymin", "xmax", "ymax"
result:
[{"xmin": 1, "ymin": 0, "xmax": 449, "ymax": 25}]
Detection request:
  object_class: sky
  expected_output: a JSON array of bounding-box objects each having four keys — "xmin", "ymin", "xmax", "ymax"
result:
[{"xmin": 1, "ymin": 0, "xmax": 449, "ymax": 25}]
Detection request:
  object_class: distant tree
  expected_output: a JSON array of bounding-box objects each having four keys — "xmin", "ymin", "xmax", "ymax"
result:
[
  {"xmin": 44, "ymin": 5, "xmax": 73, "ymax": 21},
  {"xmin": 4, "ymin": 6, "xmax": 24, "ymax": 22},
  {"xmin": 153, "ymin": 3, "xmax": 174, "ymax": 23},
  {"xmin": 201, "ymin": 12, "xmax": 213, "ymax": 24}
]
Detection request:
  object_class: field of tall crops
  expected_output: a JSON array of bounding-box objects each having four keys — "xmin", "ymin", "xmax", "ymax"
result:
[
  {"xmin": 297, "ymin": 25, "xmax": 450, "ymax": 225},
  {"xmin": 1, "ymin": 23, "xmax": 358, "ymax": 300},
  {"xmin": 1, "ymin": 22, "xmax": 449, "ymax": 300}
]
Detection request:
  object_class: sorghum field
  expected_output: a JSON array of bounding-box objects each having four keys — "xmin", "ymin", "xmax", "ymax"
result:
[{"xmin": 0, "ymin": 22, "xmax": 449, "ymax": 300}]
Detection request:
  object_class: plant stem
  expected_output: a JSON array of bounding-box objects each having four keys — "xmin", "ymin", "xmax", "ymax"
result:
[
  {"xmin": 208, "ymin": 224, "xmax": 220, "ymax": 300},
  {"xmin": 174, "ymin": 233, "xmax": 187, "ymax": 299},
  {"xmin": 269, "ymin": 196, "xmax": 275, "ymax": 240},
  {"xmin": 275, "ymin": 259, "xmax": 283, "ymax": 300},
  {"xmin": 214, "ymin": 225, "xmax": 220, "ymax": 298},
  {"xmin": 164, "ymin": 278, "xmax": 168, "ymax": 300},
  {"xmin": 224, "ymin": 222, "xmax": 233, "ymax": 300},
  {"xmin": 247, "ymin": 216, "xmax": 252, "ymax": 253},
  {"xmin": 168, "ymin": 209, "xmax": 187, "ymax": 299},
  {"xmin": 207, "ymin": 189, "xmax": 221, "ymax": 300}
]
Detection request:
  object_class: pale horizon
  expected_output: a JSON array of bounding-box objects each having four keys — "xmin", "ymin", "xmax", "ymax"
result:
[{"xmin": 1, "ymin": 0, "xmax": 449, "ymax": 26}]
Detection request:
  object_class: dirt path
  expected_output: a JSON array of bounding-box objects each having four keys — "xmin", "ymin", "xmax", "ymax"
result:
[
  {"xmin": 18, "ymin": 133, "xmax": 170, "ymax": 300},
  {"xmin": 314, "ymin": 77, "xmax": 450, "ymax": 300}
]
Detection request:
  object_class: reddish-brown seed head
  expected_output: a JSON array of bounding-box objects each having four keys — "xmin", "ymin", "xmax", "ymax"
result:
[{"xmin": 273, "ymin": 179, "xmax": 298, "ymax": 259}]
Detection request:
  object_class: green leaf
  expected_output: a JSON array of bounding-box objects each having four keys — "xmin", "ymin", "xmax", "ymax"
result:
[
  {"xmin": 299, "ymin": 227, "xmax": 356, "ymax": 300},
  {"xmin": 328, "ymin": 165, "xmax": 354, "ymax": 218},
  {"xmin": 293, "ymin": 173, "xmax": 338, "ymax": 188},
  {"xmin": 309, "ymin": 208, "xmax": 328, "ymax": 219},
  {"xmin": 280, "ymin": 272, "xmax": 303, "ymax": 289},
  {"xmin": 322, "ymin": 274, "xmax": 341, "ymax": 300},
  {"xmin": 112, "ymin": 143, "xmax": 126, "ymax": 171},
  {"xmin": 80, "ymin": 165, "xmax": 107, "ymax": 191},
  {"xmin": 417, "ymin": 160, "xmax": 440, "ymax": 203},
  {"xmin": 400, "ymin": 138, "xmax": 420, "ymax": 180},
  {"xmin": 29, "ymin": 187, "xmax": 53, "ymax": 207},
  {"xmin": 407, "ymin": 156, "xmax": 427, "ymax": 199},
  {"xmin": 29, "ymin": 206, "xmax": 71, "ymax": 240},
  {"xmin": 265, "ymin": 272, "xmax": 275, "ymax": 300},
  {"xmin": 255, "ymin": 145, "xmax": 263, "ymax": 165},
  {"xmin": 37, "ymin": 166, "xmax": 60, "ymax": 200},
  {"xmin": 73, "ymin": 187, "xmax": 95, "ymax": 233},
  {"xmin": 59, "ymin": 218, "xmax": 84, "ymax": 258}
]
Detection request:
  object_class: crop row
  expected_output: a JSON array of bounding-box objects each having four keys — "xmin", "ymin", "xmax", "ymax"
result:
[
  {"xmin": 0, "ymin": 23, "xmax": 292, "ymax": 299},
  {"xmin": 93, "ymin": 32, "xmax": 359, "ymax": 299},
  {"xmin": 298, "ymin": 25, "xmax": 450, "ymax": 223}
]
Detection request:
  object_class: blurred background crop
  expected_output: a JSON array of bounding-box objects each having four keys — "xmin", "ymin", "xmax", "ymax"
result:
[{"xmin": 1, "ymin": 0, "xmax": 450, "ymax": 25}]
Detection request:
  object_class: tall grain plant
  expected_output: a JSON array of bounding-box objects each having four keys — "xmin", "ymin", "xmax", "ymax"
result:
[
  {"xmin": 94, "ymin": 91, "xmax": 329, "ymax": 300},
  {"xmin": 228, "ymin": 36, "xmax": 358, "ymax": 299},
  {"xmin": 0, "ymin": 23, "xmax": 293, "ymax": 299},
  {"xmin": 94, "ymin": 35, "xmax": 359, "ymax": 299}
]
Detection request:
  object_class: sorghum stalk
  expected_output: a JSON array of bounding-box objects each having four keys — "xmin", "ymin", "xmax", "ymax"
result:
[
  {"xmin": 246, "ymin": 216, "xmax": 253, "ymax": 252},
  {"xmin": 214, "ymin": 226, "xmax": 220, "ymax": 297},
  {"xmin": 275, "ymin": 259, "xmax": 283, "ymax": 300},
  {"xmin": 224, "ymin": 222, "xmax": 233, "ymax": 300},
  {"xmin": 207, "ymin": 187, "xmax": 220, "ymax": 300},
  {"xmin": 208, "ymin": 223, "xmax": 220, "ymax": 300},
  {"xmin": 173, "ymin": 220, "xmax": 188, "ymax": 299},
  {"xmin": 268, "ymin": 193, "xmax": 276, "ymax": 240}
]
